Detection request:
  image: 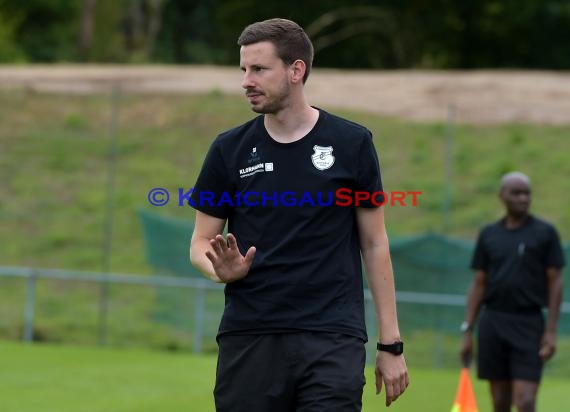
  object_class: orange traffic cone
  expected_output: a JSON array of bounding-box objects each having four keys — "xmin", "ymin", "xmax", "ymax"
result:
[{"xmin": 450, "ymin": 368, "xmax": 478, "ymax": 412}]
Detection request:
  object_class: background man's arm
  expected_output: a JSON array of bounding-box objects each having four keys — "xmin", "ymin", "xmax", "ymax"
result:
[
  {"xmin": 464, "ymin": 270, "xmax": 487, "ymax": 330},
  {"xmin": 355, "ymin": 206, "xmax": 409, "ymax": 407},
  {"xmin": 541, "ymin": 267, "xmax": 563, "ymax": 361},
  {"xmin": 460, "ymin": 270, "xmax": 486, "ymax": 365}
]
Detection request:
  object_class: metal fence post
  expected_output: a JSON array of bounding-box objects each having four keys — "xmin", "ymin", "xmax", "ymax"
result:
[
  {"xmin": 364, "ymin": 291, "xmax": 377, "ymax": 365},
  {"xmin": 98, "ymin": 84, "xmax": 121, "ymax": 346},
  {"xmin": 193, "ymin": 284, "xmax": 206, "ymax": 353},
  {"xmin": 23, "ymin": 271, "xmax": 37, "ymax": 343}
]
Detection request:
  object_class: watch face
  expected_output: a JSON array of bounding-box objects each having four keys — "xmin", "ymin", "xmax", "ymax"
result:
[
  {"xmin": 393, "ymin": 342, "xmax": 404, "ymax": 355},
  {"xmin": 460, "ymin": 321, "xmax": 471, "ymax": 333}
]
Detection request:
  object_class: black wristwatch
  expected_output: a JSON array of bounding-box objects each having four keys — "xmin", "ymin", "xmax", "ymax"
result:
[
  {"xmin": 377, "ymin": 341, "xmax": 404, "ymax": 356},
  {"xmin": 460, "ymin": 321, "xmax": 473, "ymax": 333}
]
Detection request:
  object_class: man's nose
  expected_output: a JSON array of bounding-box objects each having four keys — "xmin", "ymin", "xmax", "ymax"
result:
[{"xmin": 242, "ymin": 72, "xmax": 254, "ymax": 89}]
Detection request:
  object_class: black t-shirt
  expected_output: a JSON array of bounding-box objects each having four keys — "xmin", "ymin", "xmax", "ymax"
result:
[
  {"xmin": 471, "ymin": 215, "xmax": 565, "ymax": 312},
  {"xmin": 189, "ymin": 108, "xmax": 384, "ymax": 341}
]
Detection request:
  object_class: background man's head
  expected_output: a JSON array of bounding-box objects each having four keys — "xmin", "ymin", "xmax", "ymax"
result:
[
  {"xmin": 499, "ymin": 171, "xmax": 531, "ymax": 218},
  {"xmin": 237, "ymin": 18, "xmax": 314, "ymax": 84}
]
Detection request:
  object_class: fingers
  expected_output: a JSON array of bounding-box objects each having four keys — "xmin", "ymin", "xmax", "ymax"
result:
[
  {"xmin": 206, "ymin": 234, "xmax": 255, "ymax": 282},
  {"xmin": 385, "ymin": 381, "xmax": 395, "ymax": 407},
  {"xmin": 384, "ymin": 373, "xmax": 409, "ymax": 407},
  {"xmin": 211, "ymin": 234, "xmax": 255, "ymax": 261},
  {"xmin": 385, "ymin": 382, "xmax": 399, "ymax": 406},
  {"xmin": 376, "ymin": 357, "xmax": 409, "ymax": 407},
  {"xmin": 213, "ymin": 234, "xmax": 229, "ymax": 253},
  {"xmin": 460, "ymin": 339, "xmax": 473, "ymax": 367},
  {"xmin": 227, "ymin": 233, "xmax": 238, "ymax": 250},
  {"xmin": 206, "ymin": 235, "xmax": 230, "ymax": 267},
  {"xmin": 205, "ymin": 250, "xmax": 217, "ymax": 265},
  {"xmin": 461, "ymin": 350, "xmax": 472, "ymax": 368},
  {"xmin": 375, "ymin": 367, "xmax": 383, "ymax": 395},
  {"xmin": 539, "ymin": 344, "xmax": 555, "ymax": 361},
  {"xmin": 244, "ymin": 246, "xmax": 256, "ymax": 264},
  {"xmin": 208, "ymin": 234, "xmax": 231, "ymax": 258}
]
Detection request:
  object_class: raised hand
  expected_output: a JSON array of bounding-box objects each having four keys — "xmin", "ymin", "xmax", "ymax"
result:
[{"xmin": 205, "ymin": 233, "xmax": 256, "ymax": 283}]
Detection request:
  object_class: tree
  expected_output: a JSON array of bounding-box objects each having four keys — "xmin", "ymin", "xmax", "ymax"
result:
[
  {"xmin": 123, "ymin": 0, "xmax": 166, "ymax": 61},
  {"xmin": 78, "ymin": 0, "xmax": 97, "ymax": 61}
]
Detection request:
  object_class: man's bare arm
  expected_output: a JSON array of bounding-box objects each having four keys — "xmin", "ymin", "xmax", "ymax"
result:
[
  {"xmin": 460, "ymin": 270, "xmax": 486, "ymax": 366},
  {"xmin": 189, "ymin": 211, "xmax": 226, "ymax": 282},
  {"xmin": 355, "ymin": 206, "xmax": 408, "ymax": 407},
  {"xmin": 356, "ymin": 207, "xmax": 400, "ymax": 342},
  {"xmin": 464, "ymin": 270, "xmax": 487, "ymax": 328},
  {"xmin": 541, "ymin": 267, "xmax": 563, "ymax": 361}
]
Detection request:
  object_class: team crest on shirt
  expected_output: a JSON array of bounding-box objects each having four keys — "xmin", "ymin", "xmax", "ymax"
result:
[{"xmin": 311, "ymin": 145, "xmax": 335, "ymax": 170}]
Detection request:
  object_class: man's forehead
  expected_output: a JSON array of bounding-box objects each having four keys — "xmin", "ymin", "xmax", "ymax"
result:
[
  {"xmin": 240, "ymin": 42, "xmax": 278, "ymax": 62},
  {"xmin": 503, "ymin": 178, "xmax": 531, "ymax": 191},
  {"xmin": 500, "ymin": 172, "xmax": 531, "ymax": 191}
]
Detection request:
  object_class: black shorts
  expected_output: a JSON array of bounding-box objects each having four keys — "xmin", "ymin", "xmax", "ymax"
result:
[
  {"xmin": 477, "ymin": 308, "xmax": 545, "ymax": 382},
  {"xmin": 214, "ymin": 332, "xmax": 366, "ymax": 412}
]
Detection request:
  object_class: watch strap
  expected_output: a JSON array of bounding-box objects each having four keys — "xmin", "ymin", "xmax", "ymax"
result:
[{"xmin": 377, "ymin": 341, "xmax": 404, "ymax": 355}]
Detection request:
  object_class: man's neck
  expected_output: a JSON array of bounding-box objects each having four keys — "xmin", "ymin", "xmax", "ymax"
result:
[
  {"xmin": 504, "ymin": 213, "xmax": 530, "ymax": 229},
  {"xmin": 264, "ymin": 98, "xmax": 319, "ymax": 144}
]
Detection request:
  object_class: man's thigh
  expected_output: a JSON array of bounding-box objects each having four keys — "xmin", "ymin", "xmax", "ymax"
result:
[
  {"xmin": 213, "ymin": 332, "xmax": 366, "ymax": 412},
  {"xmin": 478, "ymin": 310, "xmax": 510, "ymax": 380},
  {"xmin": 478, "ymin": 310, "xmax": 544, "ymax": 382},
  {"xmin": 507, "ymin": 313, "xmax": 544, "ymax": 382},
  {"xmin": 214, "ymin": 334, "xmax": 295, "ymax": 412},
  {"xmin": 294, "ymin": 332, "xmax": 366, "ymax": 412}
]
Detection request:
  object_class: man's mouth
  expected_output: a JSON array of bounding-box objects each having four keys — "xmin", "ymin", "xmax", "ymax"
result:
[{"xmin": 246, "ymin": 90, "xmax": 263, "ymax": 98}]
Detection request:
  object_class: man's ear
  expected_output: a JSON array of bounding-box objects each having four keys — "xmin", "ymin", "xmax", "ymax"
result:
[{"xmin": 290, "ymin": 60, "xmax": 306, "ymax": 84}]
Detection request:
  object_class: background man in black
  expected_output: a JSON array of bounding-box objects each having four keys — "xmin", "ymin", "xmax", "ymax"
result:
[
  {"xmin": 460, "ymin": 172, "xmax": 565, "ymax": 412},
  {"xmin": 189, "ymin": 18, "xmax": 409, "ymax": 411}
]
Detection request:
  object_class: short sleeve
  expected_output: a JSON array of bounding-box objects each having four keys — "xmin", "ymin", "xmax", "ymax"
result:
[
  {"xmin": 546, "ymin": 226, "xmax": 566, "ymax": 269},
  {"xmin": 189, "ymin": 139, "xmax": 234, "ymax": 219},
  {"xmin": 470, "ymin": 229, "xmax": 489, "ymax": 271},
  {"xmin": 354, "ymin": 130, "xmax": 384, "ymax": 207}
]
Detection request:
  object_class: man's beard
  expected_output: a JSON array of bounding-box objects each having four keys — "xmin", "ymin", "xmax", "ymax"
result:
[{"xmin": 250, "ymin": 80, "xmax": 290, "ymax": 114}]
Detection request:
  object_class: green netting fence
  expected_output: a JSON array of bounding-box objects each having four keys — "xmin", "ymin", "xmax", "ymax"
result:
[{"xmin": 138, "ymin": 208, "xmax": 570, "ymax": 366}]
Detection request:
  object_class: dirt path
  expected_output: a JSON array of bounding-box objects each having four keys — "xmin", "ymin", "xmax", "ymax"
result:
[{"xmin": 1, "ymin": 65, "xmax": 570, "ymax": 125}]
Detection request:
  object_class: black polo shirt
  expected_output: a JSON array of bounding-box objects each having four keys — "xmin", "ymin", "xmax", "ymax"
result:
[{"xmin": 471, "ymin": 215, "xmax": 565, "ymax": 312}]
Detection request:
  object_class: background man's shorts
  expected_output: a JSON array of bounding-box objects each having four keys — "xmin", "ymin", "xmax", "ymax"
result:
[
  {"xmin": 214, "ymin": 332, "xmax": 366, "ymax": 412},
  {"xmin": 477, "ymin": 308, "xmax": 545, "ymax": 382}
]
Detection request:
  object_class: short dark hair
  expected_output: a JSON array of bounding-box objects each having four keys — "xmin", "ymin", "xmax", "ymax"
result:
[{"xmin": 237, "ymin": 18, "xmax": 314, "ymax": 84}]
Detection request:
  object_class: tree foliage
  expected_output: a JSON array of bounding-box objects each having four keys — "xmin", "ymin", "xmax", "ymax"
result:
[{"xmin": 1, "ymin": 0, "xmax": 569, "ymax": 69}]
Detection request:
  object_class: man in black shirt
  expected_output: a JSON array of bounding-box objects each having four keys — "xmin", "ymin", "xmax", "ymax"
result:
[
  {"xmin": 460, "ymin": 172, "xmax": 565, "ymax": 412},
  {"xmin": 189, "ymin": 18, "xmax": 409, "ymax": 411}
]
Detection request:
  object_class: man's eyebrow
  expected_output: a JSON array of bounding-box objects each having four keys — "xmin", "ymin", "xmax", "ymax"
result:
[{"xmin": 241, "ymin": 64, "xmax": 268, "ymax": 70}]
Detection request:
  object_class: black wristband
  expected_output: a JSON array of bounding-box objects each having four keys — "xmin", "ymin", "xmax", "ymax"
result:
[{"xmin": 377, "ymin": 341, "xmax": 404, "ymax": 355}]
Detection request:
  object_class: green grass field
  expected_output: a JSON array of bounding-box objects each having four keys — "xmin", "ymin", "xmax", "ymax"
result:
[{"xmin": 2, "ymin": 341, "xmax": 570, "ymax": 411}]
